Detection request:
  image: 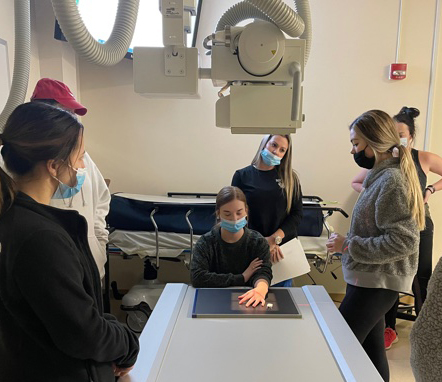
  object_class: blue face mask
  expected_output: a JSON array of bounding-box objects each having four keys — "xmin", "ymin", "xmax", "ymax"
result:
[
  {"xmin": 220, "ymin": 216, "xmax": 247, "ymax": 233},
  {"xmin": 400, "ymin": 137, "xmax": 408, "ymax": 147},
  {"xmin": 52, "ymin": 167, "xmax": 87, "ymax": 200},
  {"xmin": 261, "ymin": 148, "xmax": 281, "ymax": 166}
]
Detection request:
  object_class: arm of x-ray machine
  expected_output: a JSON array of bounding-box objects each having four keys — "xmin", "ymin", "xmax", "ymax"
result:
[{"xmin": 133, "ymin": 0, "xmax": 310, "ymax": 134}]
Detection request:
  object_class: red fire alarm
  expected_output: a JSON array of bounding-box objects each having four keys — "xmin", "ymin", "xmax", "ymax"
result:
[{"xmin": 390, "ymin": 63, "xmax": 407, "ymax": 80}]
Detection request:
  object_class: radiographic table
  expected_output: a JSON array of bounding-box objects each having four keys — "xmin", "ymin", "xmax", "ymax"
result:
[{"xmin": 121, "ymin": 284, "xmax": 383, "ymax": 382}]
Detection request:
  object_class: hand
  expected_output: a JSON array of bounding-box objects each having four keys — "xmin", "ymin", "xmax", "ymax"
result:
[
  {"xmin": 265, "ymin": 236, "xmax": 277, "ymax": 252},
  {"xmin": 424, "ymin": 189, "xmax": 432, "ymax": 204},
  {"xmin": 326, "ymin": 233, "xmax": 345, "ymax": 254},
  {"xmin": 113, "ymin": 364, "xmax": 134, "ymax": 377},
  {"xmin": 242, "ymin": 258, "xmax": 263, "ymax": 283},
  {"xmin": 238, "ymin": 288, "xmax": 266, "ymax": 308},
  {"xmin": 270, "ymin": 245, "xmax": 284, "ymax": 263}
]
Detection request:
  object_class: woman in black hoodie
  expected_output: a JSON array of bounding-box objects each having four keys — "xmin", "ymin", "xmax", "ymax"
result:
[{"xmin": 0, "ymin": 102, "xmax": 139, "ymax": 382}]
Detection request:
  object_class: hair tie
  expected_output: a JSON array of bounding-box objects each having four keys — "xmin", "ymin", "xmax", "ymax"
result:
[{"xmin": 392, "ymin": 146, "xmax": 400, "ymax": 158}]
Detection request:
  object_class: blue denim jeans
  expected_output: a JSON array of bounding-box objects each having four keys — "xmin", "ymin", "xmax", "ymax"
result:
[{"xmin": 272, "ymin": 279, "xmax": 293, "ymax": 287}]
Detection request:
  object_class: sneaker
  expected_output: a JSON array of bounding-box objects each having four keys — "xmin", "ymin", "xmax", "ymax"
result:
[{"xmin": 384, "ymin": 327, "xmax": 398, "ymax": 350}]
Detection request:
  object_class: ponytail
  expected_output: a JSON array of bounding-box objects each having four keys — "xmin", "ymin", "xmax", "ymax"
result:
[{"xmin": 397, "ymin": 145, "xmax": 425, "ymax": 230}]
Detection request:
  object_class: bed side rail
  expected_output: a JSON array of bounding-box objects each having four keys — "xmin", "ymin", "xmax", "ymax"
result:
[
  {"xmin": 301, "ymin": 198, "xmax": 349, "ymax": 274},
  {"xmin": 302, "ymin": 205, "xmax": 349, "ymax": 219},
  {"xmin": 167, "ymin": 192, "xmax": 217, "ymax": 198}
]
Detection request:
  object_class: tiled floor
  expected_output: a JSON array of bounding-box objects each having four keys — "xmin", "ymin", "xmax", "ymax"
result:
[{"xmin": 388, "ymin": 319, "xmax": 415, "ymax": 382}]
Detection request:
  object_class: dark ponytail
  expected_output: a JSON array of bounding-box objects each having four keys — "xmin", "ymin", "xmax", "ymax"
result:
[
  {"xmin": 0, "ymin": 102, "xmax": 83, "ymax": 214},
  {"xmin": 0, "ymin": 161, "xmax": 15, "ymax": 214}
]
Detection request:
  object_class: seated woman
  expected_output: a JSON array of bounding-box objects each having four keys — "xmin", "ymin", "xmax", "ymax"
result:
[{"xmin": 190, "ymin": 186, "xmax": 272, "ymax": 307}]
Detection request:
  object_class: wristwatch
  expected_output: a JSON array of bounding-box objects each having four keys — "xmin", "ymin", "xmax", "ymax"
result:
[
  {"xmin": 426, "ymin": 185, "xmax": 436, "ymax": 194},
  {"xmin": 274, "ymin": 236, "xmax": 282, "ymax": 245}
]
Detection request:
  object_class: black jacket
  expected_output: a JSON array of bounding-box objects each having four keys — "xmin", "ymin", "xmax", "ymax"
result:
[
  {"xmin": 0, "ymin": 193, "xmax": 139, "ymax": 382},
  {"xmin": 232, "ymin": 165, "xmax": 303, "ymax": 243}
]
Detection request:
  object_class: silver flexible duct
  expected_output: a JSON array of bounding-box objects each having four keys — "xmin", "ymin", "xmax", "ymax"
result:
[
  {"xmin": 216, "ymin": 2, "xmax": 274, "ymax": 32},
  {"xmin": 51, "ymin": 0, "xmax": 139, "ymax": 66},
  {"xmin": 245, "ymin": 0, "xmax": 305, "ymax": 37},
  {"xmin": 293, "ymin": 0, "xmax": 312, "ymax": 63},
  {"xmin": 0, "ymin": 0, "xmax": 31, "ymax": 131},
  {"xmin": 215, "ymin": 0, "xmax": 311, "ymax": 64}
]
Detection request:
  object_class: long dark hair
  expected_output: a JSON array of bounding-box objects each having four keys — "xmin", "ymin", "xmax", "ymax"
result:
[{"xmin": 0, "ymin": 102, "xmax": 83, "ymax": 213}]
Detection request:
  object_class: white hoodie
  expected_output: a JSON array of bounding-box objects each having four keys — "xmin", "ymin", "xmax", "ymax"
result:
[
  {"xmin": 0, "ymin": 152, "xmax": 110, "ymax": 279},
  {"xmin": 50, "ymin": 153, "xmax": 110, "ymax": 279}
]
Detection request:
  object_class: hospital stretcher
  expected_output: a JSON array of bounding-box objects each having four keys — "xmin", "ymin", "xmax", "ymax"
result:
[{"xmin": 105, "ymin": 192, "xmax": 348, "ymax": 332}]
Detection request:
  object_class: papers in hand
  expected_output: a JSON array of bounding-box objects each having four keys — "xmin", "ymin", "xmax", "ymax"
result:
[{"xmin": 270, "ymin": 238, "xmax": 310, "ymax": 286}]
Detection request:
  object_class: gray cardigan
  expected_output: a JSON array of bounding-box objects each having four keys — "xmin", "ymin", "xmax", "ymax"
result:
[
  {"xmin": 342, "ymin": 158, "xmax": 419, "ymax": 292},
  {"xmin": 410, "ymin": 256, "xmax": 442, "ymax": 382}
]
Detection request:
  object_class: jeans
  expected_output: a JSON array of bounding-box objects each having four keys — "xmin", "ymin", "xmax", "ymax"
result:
[{"xmin": 272, "ymin": 279, "xmax": 293, "ymax": 287}]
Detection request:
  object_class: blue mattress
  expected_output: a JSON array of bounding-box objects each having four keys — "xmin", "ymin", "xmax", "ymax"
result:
[
  {"xmin": 107, "ymin": 194, "xmax": 216, "ymax": 235},
  {"xmin": 298, "ymin": 203, "xmax": 324, "ymax": 237},
  {"xmin": 107, "ymin": 193, "xmax": 325, "ymax": 237}
]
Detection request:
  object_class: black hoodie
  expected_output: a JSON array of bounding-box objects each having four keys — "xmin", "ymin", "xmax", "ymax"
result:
[{"xmin": 0, "ymin": 192, "xmax": 139, "ymax": 382}]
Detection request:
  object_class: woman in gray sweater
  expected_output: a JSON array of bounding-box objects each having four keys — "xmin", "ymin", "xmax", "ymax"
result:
[{"xmin": 326, "ymin": 110, "xmax": 425, "ymax": 382}]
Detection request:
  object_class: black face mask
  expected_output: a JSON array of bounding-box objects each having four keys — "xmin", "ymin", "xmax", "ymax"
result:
[{"xmin": 353, "ymin": 147, "xmax": 375, "ymax": 169}]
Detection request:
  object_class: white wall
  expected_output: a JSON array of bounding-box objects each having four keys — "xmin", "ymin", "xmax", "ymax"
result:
[
  {"xmin": 0, "ymin": 0, "xmax": 80, "ymax": 107},
  {"xmin": 1, "ymin": 0, "xmax": 440, "ymax": 291},
  {"xmin": 78, "ymin": 0, "xmax": 438, "ymax": 201},
  {"xmin": 32, "ymin": 0, "xmax": 79, "ymax": 94},
  {"xmin": 73, "ymin": 0, "xmax": 440, "ymax": 291}
]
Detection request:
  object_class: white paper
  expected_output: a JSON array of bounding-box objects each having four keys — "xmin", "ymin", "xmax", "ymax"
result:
[{"xmin": 270, "ymin": 238, "xmax": 311, "ymax": 286}]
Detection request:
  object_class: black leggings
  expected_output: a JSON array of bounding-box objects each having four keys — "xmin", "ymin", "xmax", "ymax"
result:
[
  {"xmin": 385, "ymin": 216, "xmax": 434, "ymax": 328},
  {"xmin": 339, "ymin": 284, "xmax": 398, "ymax": 382}
]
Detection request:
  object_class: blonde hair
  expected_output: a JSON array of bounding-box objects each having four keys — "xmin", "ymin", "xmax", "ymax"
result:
[
  {"xmin": 252, "ymin": 134, "xmax": 301, "ymax": 213},
  {"xmin": 350, "ymin": 110, "xmax": 425, "ymax": 230}
]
